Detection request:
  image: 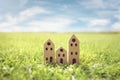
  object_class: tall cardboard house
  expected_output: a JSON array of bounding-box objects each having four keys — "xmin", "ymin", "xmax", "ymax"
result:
[
  {"xmin": 68, "ymin": 35, "xmax": 80, "ymax": 64},
  {"xmin": 56, "ymin": 47, "xmax": 67, "ymax": 64},
  {"xmin": 44, "ymin": 39, "xmax": 55, "ymax": 63}
]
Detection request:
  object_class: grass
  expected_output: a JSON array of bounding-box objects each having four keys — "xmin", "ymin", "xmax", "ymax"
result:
[{"xmin": 0, "ymin": 32, "xmax": 120, "ymax": 80}]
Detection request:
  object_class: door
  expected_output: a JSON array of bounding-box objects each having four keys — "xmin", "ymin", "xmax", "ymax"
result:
[
  {"xmin": 60, "ymin": 58, "xmax": 63, "ymax": 64},
  {"xmin": 72, "ymin": 58, "xmax": 76, "ymax": 64},
  {"xmin": 50, "ymin": 57, "xmax": 53, "ymax": 62}
]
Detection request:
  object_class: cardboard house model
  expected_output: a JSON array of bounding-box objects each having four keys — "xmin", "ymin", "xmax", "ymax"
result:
[
  {"xmin": 44, "ymin": 39, "xmax": 55, "ymax": 63},
  {"xmin": 56, "ymin": 47, "xmax": 67, "ymax": 64},
  {"xmin": 44, "ymin": 34, "xmax": 80, "ymax": 64},
  {"xmin": 68, "ymin": 35, "xmax": 80, "ymax": 64}
]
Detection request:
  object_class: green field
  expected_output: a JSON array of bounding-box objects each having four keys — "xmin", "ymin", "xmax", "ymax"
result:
[{"xmin": 0, "ymin": 33, "xmax": 120, "ymax": 80}]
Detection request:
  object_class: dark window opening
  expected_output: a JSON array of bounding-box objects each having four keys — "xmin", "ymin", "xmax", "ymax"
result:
[
  {"xmin": 63, "ymin": 54, "xmax": 65, "ymax": 57},
  {"xmin": 75, "ymin": 43, "xmax": 77, "ymax": 46},
  {"xmin": 50, "ymin": 57, "xmax": 53, "ymax": 62},
  {"xmin": 72, "ymin": 38, "xmax": 76, "ymax": 42},
  {"xmin": 75, "ymin": 52, "xmax": 77, "ymax": 55},
  {"xmin": 71, "ymin": 52, "xmax": 73, "ymax": 55},
  {"xmin": 47, "ymin": 42, "xmax": 51, "ymax": 45},
  {"xmin": 72, "ymin": 58, "xmax": 76, "ymax": 64},
  {"xmin": 58, "ymin": 54, "xmax": 60, "ymax": 57},
  {"xmin": 60, "ymin": 58, "xmax": 63, "ymax": 64},
  {"xmin": 71, "ymin": 43, "xmax": 73, "ymax": 46},
  {"xmin": 60, "ymin": 49, "xmax": 63, "ymax": 52},
  {"xmin": 46, "ymin": 48, "xmax": 48, "ymax": 50},
  {"xmin": 46, "ymin": 57, "xmax": 48, "ymax": 60},
  {"xmin": 50, "ymin": 48, "xmax": 52, "ymax": 50}
]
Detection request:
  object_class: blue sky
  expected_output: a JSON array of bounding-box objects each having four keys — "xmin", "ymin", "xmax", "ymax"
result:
[{"xmin": 0, "ymin": 0, "xmax": 120, "ymax": 32}]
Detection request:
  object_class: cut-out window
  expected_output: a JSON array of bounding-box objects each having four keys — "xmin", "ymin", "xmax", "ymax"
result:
[
  {"xmin": 58, "ymin": 54, "xmax": 60, "ymax": 57},
  {"xmin": 46, "ymin": 57, "xmax": 48, "ymax": 60},
  {"xmin": 50, "ymin": 57, "xmax": 53, "ymax": 62},
  {"xmin": 71, "ymin": 43, "xmax": 73, "ymax": 46},
  {"xmin": 63, "ymin": 54, "xmax": 65, "ymax": 57},
  {"xmin": 51, "ymin": 48, "xmax": 52, "ymax": 50},
  {"xmin": 72, "ymin": 38, "xmax": 76, "ymax": 42},
  {"xmin": 47, "ymin": 42, "xmax": 51, "ymax": 45},
  {"xmin": 60, "ymin": 49, "xmax": 63, "ymax": 52},
  {"xmin": 46, "ymin": 48, "xmax": 48, "ymax": 50},
  {"xmin": 75, "ymin": 52, "xmax": 77, "ymax": 55},
  {"xmin": 71, "ymin": 52, "xmax": 73, "ymax": 55},
  {"xmin": 75, "ymin": 43, "xmax": 77, "ymax": 46}
]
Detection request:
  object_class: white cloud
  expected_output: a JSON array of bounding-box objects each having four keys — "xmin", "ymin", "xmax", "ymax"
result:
[
  {"xmin": 7, "ymin": 16, "xmax": 74, "ymax": 32},
  {"xmin": 114, "ymin": 10, "xmax": 120, "ymax": 20},
  {"xmin": 89, "ymin": 19, "xmax": 110, "ymax": 27},
  {"xmin": 78, "ymin": 0, "xmax": 105, "ymax": 9},
  {"xmin": 0, "ymin": 13, "xmax": 74, "ymax": 32},
  {"xmin": 19, "ymin": 6, "xmax": 49, "ymax": 21},
  {"xmin": 0, "ymin": 6, "xmax": 49, "ymax": 31},
  {"xmin": 78, "ymin": 17, "xmax": 110, "ymax": 27},
  {"xmin": 1, "ymin": 26, "xmax": 22, "ymax": 32},
  {"xmin": 77, "ymin": 17, "xmax": 110, "ymax": 32},
  {"xmin": 60, "ymin": 4, "xmax": 71, "ymax": 11},
  {"xmin": 111, "ymin": 22, "xmax": 120, "ymax": 31},
  {"xmin": 115, "ymin": 15, "xmax": 120, "ymax": 20},
  {"xmin": 19, "ymin": 0, "xmax": 28, "ymax": 6},
  {"xmin": 4, "ymin": 6, "xmax": 48, "ymax": 23},
  {"xmin": 26, "ymin": 16, "xmax": 74, "ymax": 32},
  {"xmin": 0, "ymin": 6, "xmax": 74, "ymax": 32},
  {"xmin": 0, "ymin": 17, "xmax": 2, "ymax": 21},
  {"xmin": 78, "ymin": 0, "xmax": 120, "ymax": 24},
  {"xmin": 79, "ymin": 0, "xmax": 120, "ymax": 9}
]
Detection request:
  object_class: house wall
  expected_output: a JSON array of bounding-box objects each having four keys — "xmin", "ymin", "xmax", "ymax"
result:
[
  {"xmin": 43, "ymin": 35, "xmax": 80, "ymax": 64},
  {"xmin": 44, "ymin": 39, "xmax": 55, "ymax": 63},
  {"xmin": 68, "ymin": 35, "xmax": 80, "ymax": 64},
  {"xmin": 56, "ymin": 47, "xmax": 67, "ymax": 64}
]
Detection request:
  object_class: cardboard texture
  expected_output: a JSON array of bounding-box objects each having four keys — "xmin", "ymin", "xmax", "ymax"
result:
[
  {"xmin": 44, "ymin": 39, "xmax": 55, "ymax": 63},
  {"xmin": 43, "ymin": 34, "xmax": 80, "ymax": 64},
  {"xmin": 56, "ymin": 47, "xmax": 67, "ymax": 64},
  {"xmin": 68, "ymin": 35, "xmax": 80, "ymax": 64}
]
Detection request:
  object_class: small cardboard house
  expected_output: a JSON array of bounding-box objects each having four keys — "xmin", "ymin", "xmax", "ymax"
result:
[
  {"xmin": 44, "ymin": 39, "xmax": 55, "ymax": 63},
  {"xmin": 43, "ymin": 34, "xmax": 80, "ymax": 64},
  {"xmin": 68, "ymin": 35, "xmax": 80, "ymax": 64},
  {"xmin": 56, "ymin": 47, "xmax": 67, "ymax": 64}
]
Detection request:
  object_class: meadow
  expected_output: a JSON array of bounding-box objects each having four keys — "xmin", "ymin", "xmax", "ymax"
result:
[{"xmin": 0, "ymin": 32, "xmax": 120, "ymax": 80}]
